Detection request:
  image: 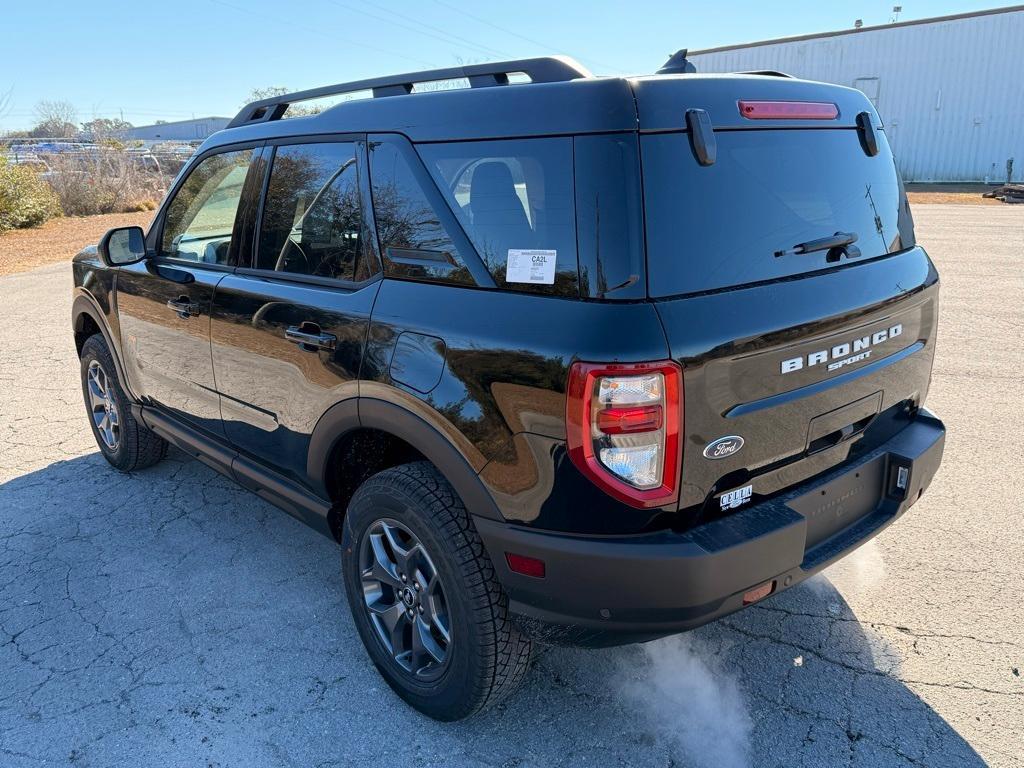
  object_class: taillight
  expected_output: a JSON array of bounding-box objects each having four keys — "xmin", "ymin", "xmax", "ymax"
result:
[
  {"xmin": 566, "ymin": 361, "xmax": 682, "ymax": 509},
  {"xmin": 738, "ymin": 100, "xmax": 839, "ymax": 120}
]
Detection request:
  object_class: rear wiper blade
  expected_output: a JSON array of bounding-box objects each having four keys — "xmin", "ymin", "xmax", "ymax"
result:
[{"xmin": 775, "ymin": 231, "xmax": 858, "ymax": 258}]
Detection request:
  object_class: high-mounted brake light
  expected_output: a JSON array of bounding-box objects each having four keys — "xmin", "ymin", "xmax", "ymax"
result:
[
  {"xmin": 566, "ymin": 361, "xmax": 682, "ymax": 509},
  {"xmin": 738, "ymin": 100, "xmax": 839, "ymax": 120}
]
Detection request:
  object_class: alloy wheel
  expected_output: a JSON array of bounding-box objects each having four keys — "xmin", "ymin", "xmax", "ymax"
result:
[
  {"xmin": 359, "ymin": 518, "xmax": 452, "ymax": 680},
  {"xmin": 86, "ymin": 360, "xmax": 120, "ymax": 450}
]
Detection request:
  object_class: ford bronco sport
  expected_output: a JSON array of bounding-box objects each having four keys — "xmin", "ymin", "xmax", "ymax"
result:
[{"xmin": 72, "ymin": 54, "xmax": 945, "ymax": 721}]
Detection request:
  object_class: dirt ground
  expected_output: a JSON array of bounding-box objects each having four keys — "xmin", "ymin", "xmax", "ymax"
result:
[
  {"xmin": 905, "ymin": 183, "xmax": 1003, "ymax": 205},
  {"xmin": 0, "ymin": 212, "xmax": 154, "ymax": 277}
]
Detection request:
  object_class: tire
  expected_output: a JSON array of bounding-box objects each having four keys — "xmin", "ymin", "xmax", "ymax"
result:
[
  {"xmin": 341, "ymin": 461, "xmax": 532, "ymax": 721},
  {"xmin": 79, "ymin": 334, "xmax": 168, "ymax": 472}
]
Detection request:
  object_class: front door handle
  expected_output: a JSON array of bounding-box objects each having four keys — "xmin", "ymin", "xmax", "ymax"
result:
[
  {"xmin": 286, "ymin": 324, "xmax": 337, "ymax": 352},
  {"xmin": 167, "ymin": 296, "xmax": 201, "ymax": 318}
]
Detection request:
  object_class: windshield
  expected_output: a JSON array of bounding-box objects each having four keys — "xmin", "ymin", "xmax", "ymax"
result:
[{"xmin": 642, "ymin": 128, "xmax": 909, "ymax": 296}]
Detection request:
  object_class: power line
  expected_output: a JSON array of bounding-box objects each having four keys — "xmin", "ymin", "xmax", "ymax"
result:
[
  {"xmin": 328, "ymin": 1, "xmax": 515, "ymax": 61},
  {"xmin": 429, "ymin": 0, "xmax": 621, "ymax": 72},
  {"xmin": 208, "ymin": 0, "xmax": 440, "ymax": 69}
]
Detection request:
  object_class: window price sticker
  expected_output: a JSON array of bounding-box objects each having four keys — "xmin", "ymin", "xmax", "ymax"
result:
[{"xmin": 506, "ymin": 249, "xmax": 557, "ymax": 285}]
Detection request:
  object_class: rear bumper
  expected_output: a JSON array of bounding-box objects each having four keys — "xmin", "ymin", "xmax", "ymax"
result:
[{"xmin": 475, "ymin": 409, "xmax": 945, "ymax": 647}]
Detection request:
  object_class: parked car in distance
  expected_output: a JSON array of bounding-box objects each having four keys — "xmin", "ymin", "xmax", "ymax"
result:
[{"xmin": 72, "ymin": 54, "xmax": 945, "ymax": 721}]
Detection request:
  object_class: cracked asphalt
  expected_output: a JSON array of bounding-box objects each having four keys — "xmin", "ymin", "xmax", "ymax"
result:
[{"xmin": 1, "ymin": 204, "xmax": 1021, "ymax": 767}]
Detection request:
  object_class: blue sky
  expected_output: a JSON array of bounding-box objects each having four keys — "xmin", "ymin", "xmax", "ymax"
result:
[{"xmin": 0, "ymin": 0, "xmax": 1010, "ymax": 130}]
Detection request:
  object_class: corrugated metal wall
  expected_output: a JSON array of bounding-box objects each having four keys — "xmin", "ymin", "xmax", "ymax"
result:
[{"xmin": 688, "ymin": 10, "xmax": 1024, "ymax": 182}]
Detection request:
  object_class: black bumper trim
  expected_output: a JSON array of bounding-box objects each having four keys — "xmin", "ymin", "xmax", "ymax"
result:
[{"xmin": 474, "ymin": 410, "xmax": 945, "ymax": 647}]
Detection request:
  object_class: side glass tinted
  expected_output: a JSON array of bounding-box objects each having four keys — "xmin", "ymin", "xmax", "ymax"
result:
[
  {"xmin": 257, "ymin": 142, "xmax": 373, "ymax": 282},
  {"xmin": 419, "ymin": 137, "xmax": 578, "ymax": 296},
  {"xmin": 367, "ymin": 139, "xmax": 474, "ymax": 285},
  {"xmin": 160, "ymin": 149, "xmax": 253, "ymax": 264}
]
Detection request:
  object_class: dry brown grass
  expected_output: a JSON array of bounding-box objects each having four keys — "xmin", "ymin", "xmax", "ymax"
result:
[
  {"xmin": 0, "ymin": 212, "xmax": 153, "ymax": 276},
  {"xmin": 905, "ymin": 183, "xmax": 1002, "ymax": 206},
  {"xmin": 907, "ymin": 192, "xmax": 1000, "ymax": 205}
]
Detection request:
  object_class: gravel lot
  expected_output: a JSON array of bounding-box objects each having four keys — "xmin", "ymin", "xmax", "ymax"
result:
[{"xmin": 1, "ymin": 204, "xmax": 1021, "ymax": 767}]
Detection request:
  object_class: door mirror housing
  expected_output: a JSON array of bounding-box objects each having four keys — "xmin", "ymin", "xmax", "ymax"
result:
[{"xmin": 98, "ymin": 226, "xmax": 147, "ymax": 266}]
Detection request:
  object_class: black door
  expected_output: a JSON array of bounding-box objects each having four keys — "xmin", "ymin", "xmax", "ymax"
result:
[
  {"xmin": 117, "ymin": 146, "xmax": 261, "ymax": 436},
  {"xmin": 210, "ymin": 139, "xmax": 380, "ymax": 485}
]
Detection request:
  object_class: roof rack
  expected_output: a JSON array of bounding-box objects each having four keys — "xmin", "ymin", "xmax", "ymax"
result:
[{"xmin": 227, "ymin": 56, "xmax": 592, "ymax": 129}]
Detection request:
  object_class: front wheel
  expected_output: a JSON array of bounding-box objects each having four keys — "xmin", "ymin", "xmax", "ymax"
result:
[
  {"xmin": 341, "ymin": 462, "xmax": 532, "ymax": 721},
  {"xmin": 79, "ymin": 334, "xmax": 167, "ymax": 472}
]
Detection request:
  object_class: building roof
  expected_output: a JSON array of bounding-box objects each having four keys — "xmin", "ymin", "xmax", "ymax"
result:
[
  {"xmin": 689, "ymin": 4, "xmax": 1024, "ymax": 55},
  {"xmin": 129, "ymin": 116, "xmax": 230, "ymax": 130}
]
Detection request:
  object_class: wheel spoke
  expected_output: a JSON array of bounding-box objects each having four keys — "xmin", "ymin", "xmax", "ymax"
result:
[
  {"xmin": 87, "ymin": 370, "xmax": 105, "ymax": 410},
  {"xmin": 369, "ymin": 600, "xmax": 407, "ymax": 651},
  {"xmin": 359, "ymin": 518, "xmax": 450, "ymax": 680},
  {"xmin": 431, "ymin": 608, "xmax": 451, "ymax": 646},
  {"xmin": 366, "ymin": 533, "xmax": 402, "ymax": 589},
  {"xmin": 403, "ymin": 543, "xmax": 431, "ymax": 584},
  {"xmin": 407, "ymin": 615, "xmax": 434, "ymax": 672},
  {"xmin": 380, "ymin": 523, "xmax": 412, "ymax": 570}
]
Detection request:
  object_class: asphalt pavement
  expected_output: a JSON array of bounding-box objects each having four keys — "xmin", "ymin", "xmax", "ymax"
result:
[{"xmin": 0, "ymin": 204, "xmax": 1021, "ymax": 767}]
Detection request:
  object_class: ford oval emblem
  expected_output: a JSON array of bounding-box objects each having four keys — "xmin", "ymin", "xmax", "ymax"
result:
[{"xmin": 703, "ymin": 435, "xmax": 744, "ymax": 460}]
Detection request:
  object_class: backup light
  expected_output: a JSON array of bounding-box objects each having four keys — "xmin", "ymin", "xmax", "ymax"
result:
[{"xmin": 566, "ymin": 361, "xmax": 682, "ymax": 508}]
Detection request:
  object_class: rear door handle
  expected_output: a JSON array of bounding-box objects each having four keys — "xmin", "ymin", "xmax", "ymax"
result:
[
  {"xmin": 167, "ymin": 296, "xmax": 201, "ymax": 318},
  {"xmin": 286, "ymin": 324, "xmax": 337, "ymax": 352}
]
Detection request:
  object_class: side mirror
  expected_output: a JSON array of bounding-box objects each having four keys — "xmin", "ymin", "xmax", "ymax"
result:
[{"xmin": 98, "ymin": 226, "xmax": 147, "ymax": 267}]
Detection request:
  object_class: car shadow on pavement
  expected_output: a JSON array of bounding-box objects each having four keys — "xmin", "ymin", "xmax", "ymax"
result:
[{"xmin": 0, "ymin": 450, "xmax": 985, "ymax": 768}]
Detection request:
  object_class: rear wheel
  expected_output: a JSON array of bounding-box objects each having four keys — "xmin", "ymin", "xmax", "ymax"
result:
[
  {"xmin": 341, "ymin": 462, "xmax": 532, "ymax": 721},
  {"xmin": 79, "ymin": 334, "xmax": 167, "ymax": 471}
]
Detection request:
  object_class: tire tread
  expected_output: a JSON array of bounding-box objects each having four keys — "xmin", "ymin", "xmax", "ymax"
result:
[
  {"xmin": 349, "ymin": 461, "xmax": 531, "ymax": 718},
  {"xmin": 80, "ymin": 334, "xmax": 168, "ymax": 472}
]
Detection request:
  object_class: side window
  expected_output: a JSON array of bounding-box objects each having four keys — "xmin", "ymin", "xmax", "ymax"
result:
[
  {"xmin": 367, "ymin": 139, "xmax": 474, "ymax": 285},
  {"xmin": 256, "ymin": 142, "xmax": 374, "ymax": 283},
  {"xmin": 418, "ymin": 137, "xmax": 578, "ymax": 296},
  {"xmin": 161, "ymin": 149, "xmax": 253, "ymax": 264}
]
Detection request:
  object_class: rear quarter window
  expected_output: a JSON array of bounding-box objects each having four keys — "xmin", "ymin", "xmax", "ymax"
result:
[
  {"xmin": 418, "ymin": 138, "xmax": 578, "ymax": 296},
  {"xmin": 368, "ymin": 138, "xmax": 476, "ymax": 286}
]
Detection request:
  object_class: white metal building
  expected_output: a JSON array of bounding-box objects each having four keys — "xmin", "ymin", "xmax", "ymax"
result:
[
  {"xmin": 123, "ymin": 117, "xmax": 230, "ymax": 142},
  {"xmin": 688, "ymin": 5, "xmax": 1024, "ymax": 182}
]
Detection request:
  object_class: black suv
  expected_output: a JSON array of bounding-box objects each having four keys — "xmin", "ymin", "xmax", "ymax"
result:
[{"xmin": 72, "ymin": 55, "xmax": 945, "ymax": 721}]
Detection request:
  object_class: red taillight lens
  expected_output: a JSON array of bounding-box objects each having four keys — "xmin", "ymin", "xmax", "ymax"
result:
[
  {"xmin": 738, "ymin": 100, "xmax": 839, "ymax": 120},
  {"xmin": 566, "ymin": 361, "xmax": 683, "ymax": 509}
]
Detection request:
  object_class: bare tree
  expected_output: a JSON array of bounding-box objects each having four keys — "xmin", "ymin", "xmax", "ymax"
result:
[
  {"xmin": 31, "ymin": 100, "xmax": 78, "ymax": 138},
  {"xmin": 80, "ymin": 117, "xmax": 133, "ymax": 142}
]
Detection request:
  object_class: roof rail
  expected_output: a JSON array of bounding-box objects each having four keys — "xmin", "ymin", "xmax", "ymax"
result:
[{"xmin": 227, "ymin": 56, "xmax": 592, "ymax": 129}]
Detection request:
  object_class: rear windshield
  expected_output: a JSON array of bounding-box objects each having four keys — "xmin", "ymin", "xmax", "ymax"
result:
[{"xmin": 642, "ymin": 129, "xmax": 907, "ymax": 297}]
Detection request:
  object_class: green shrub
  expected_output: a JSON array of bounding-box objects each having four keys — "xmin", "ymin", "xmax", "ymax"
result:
[{"xmin": 0, "ymin": 156, "xmax": 62, "ymax": 232}]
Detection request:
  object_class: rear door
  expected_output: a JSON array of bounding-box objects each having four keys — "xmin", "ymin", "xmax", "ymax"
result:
[
  {"xmin": 117, "ymin": 145, "xmax": 260, "ymax": 436},
  {"xmin": 210, "ymin": 138, "xmax": 381, "ymax": 486},
  {"xmin": 635, "ymin": 78, "xmax": 938, "ymax": 529}
]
